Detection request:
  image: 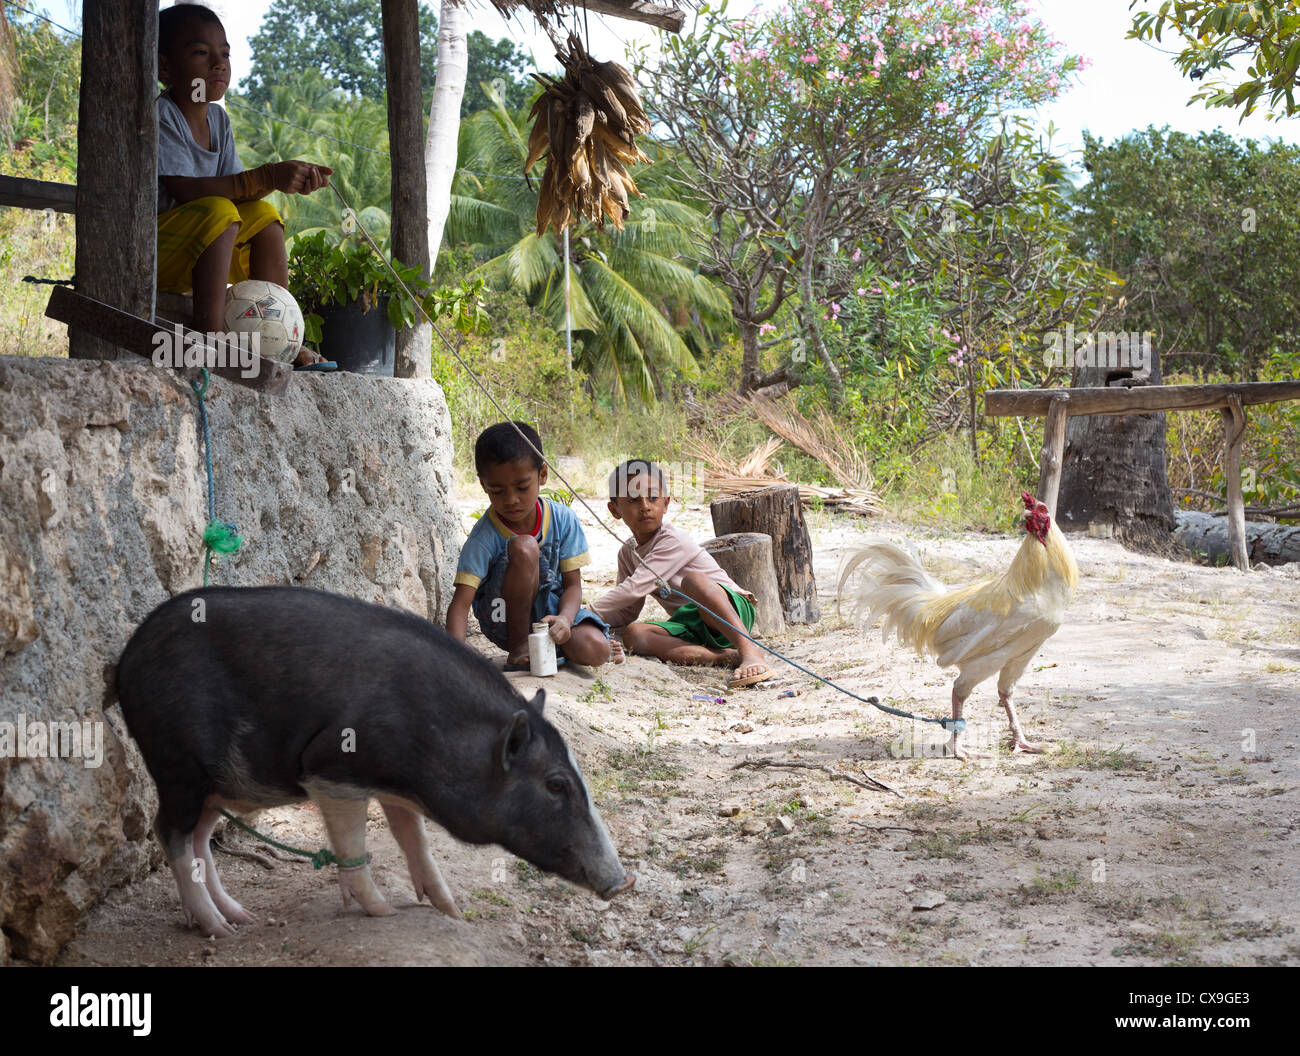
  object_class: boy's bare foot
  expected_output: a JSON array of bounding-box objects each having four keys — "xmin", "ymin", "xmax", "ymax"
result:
[
  {"xmin": 295, "ymin": 346, "xmax": 326, "ymax": 367},
  {"xmin": 610, "ymin": 640, "xmax": 625, "ymax": 664},
  {"xmin": 506, "ymin": 645, "xmax": 530, "ymax": 668},
  {"xmin": 728, "ymin": 646, "xmax": 773, "ymax": 688}
]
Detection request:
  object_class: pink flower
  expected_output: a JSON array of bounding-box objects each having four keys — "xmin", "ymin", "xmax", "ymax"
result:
[
  {"xmin": 856, "ymin": 287, "xmax": 867, "ymax": 296},
  {"xmin": 852, "ymin": 248, "xmax": 862, "ymax": 261},
  {"xmin": 803, "ymin": 52, "xmax": 819, "ymax": 64},
  {"xmin": 759, "ymin": 322, "xmax": 776, "ymax": 334},
  {"xmin": 935, "ymin": 100, "xmax": 951, "ymax": 116}
]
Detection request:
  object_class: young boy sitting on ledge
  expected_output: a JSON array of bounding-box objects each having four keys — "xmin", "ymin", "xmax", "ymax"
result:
[
  {"xmin": 590, "ymin": 459, "xmax": 773, "ymax": 689},
  {"xmin": 156, "ymin": 3, "xmax": 331, "ymax": 366}
]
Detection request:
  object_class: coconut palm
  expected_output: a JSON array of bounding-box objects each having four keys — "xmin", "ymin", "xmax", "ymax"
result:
[{"xmin": 447, "ymin": 91, "xmax": 731, "ymax": 403}]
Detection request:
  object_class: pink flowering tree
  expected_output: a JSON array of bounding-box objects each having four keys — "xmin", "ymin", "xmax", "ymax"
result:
[{"xmin": 648, "ymin": 0, "xmax": 1085, "ymax": 400}]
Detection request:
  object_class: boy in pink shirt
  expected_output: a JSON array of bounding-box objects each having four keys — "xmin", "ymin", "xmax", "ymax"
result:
[{"xmin": 590, "ymin": 460, "xmax": 772, "ymax": 688}]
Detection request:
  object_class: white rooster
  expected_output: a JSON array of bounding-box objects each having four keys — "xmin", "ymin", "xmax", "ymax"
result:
[{"xmin": 839, "ymin": 492, "xmax": 1078, "ymax": 759}]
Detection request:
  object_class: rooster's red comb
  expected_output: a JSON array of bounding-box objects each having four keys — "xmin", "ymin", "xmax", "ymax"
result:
[{"xmin": 1021, "ymin": 491, "xmax": 1037, "ymax": 510}]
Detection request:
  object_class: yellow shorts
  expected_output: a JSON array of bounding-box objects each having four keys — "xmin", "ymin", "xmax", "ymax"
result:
[{"xmin": 156, "ymin": 196, "xmax": 282, "ymax": 293}]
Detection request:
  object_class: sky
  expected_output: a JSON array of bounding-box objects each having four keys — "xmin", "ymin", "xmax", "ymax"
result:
[
  {"xmin": 218, "ymin": 0, "xmax": 1299, "ymax": 159},
  {"xmin": 21, "ymin": 0, "xmax": 1300, "ymax": 159}
]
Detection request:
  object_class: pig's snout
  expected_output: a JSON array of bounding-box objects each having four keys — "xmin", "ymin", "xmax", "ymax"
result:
[{"xmin": 600, "ymin": 872, "xmax": 636, "ymax": 900}]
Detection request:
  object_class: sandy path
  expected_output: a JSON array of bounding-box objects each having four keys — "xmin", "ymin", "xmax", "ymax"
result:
[{"xmin": 61, "ymin": 503, "xmax": 1299, "ymax": 966}]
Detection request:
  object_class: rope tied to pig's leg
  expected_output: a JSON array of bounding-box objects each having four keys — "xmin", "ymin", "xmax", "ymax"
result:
[
  {"xmin": 216, "ymin": 808, "xmax": 370, "ymax": 870},
  {"xmin": 189, "ymin": 368, "xmax": 242, "ymax": 586}
]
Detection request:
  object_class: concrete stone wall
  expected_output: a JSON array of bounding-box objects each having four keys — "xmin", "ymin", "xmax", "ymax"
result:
[{"xmin": 0, "ymin": 357, "xmax": 461, "ymax": 963}]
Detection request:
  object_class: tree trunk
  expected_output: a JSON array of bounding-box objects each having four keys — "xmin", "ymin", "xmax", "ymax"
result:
[
  {"xmin": 701, "ymin": 533, "xmax": 786, "ymax": 636},
  {"xmin": 710, "ymin": 484, "xmax": 819, "ymax": 623},
  {"xmin": 383, "ymin": 0, "xmax": 431, "ymax": 380},
  {"xmin": 424, "ymin": 0, "xmax": 466, "ymax": 268},
  {"xmin": 739, "ymin": 314, "xmax": 760, "ymax": 393},
  {"xmin": 1057, "ymin": 339, "xmax": 1176, "ymax": 543}
]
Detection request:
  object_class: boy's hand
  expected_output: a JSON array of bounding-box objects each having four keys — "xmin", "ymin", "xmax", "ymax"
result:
[
  {"xmin": 542, "ymin": 614, "xmax": 572, "ymax": 645},
  {"xmin": 270, "ymin": 161, "xmax": 332, "ymax": 195}
]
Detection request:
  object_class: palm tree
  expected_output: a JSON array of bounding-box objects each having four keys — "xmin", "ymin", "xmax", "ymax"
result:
[{"xmin": 447, "ymin": 92, "xmax": 731, "ymax": 403}]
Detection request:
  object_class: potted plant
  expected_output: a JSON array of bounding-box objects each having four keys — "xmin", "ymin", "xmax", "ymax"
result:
[{"xmin": 288, "ymin": 231, "xmax": 490, "ymax": 374}]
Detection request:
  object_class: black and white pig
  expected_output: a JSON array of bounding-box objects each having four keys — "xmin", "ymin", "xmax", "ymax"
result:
[{"xmin": 114, "ymin": 585, "xmax": 634, "ymax": 937}]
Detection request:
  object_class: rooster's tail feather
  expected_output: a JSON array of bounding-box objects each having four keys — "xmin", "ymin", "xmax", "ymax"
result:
[{"xmin": 838, "ymin": 543, "xmax": 948, "ymax": 654}]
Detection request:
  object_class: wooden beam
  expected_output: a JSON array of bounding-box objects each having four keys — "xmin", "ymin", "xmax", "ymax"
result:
[
  {"xmin": 45, "ymin": 286, "xmax": 291, "ymax": 395},
  {"xmin": 72, "ymin": 0, "xmax": 157, "ymax": 361},
  {"xmin": 570, "ymin": 0, "xmax": 685, "ymax": 32},
  {"xmin": 1036, "ymin": 394, "xmax": 1069, "ymax": 518},
  {"xmin": 985, "ymin": 380, "xmax": 1300, "ymax": 418},
  {"xmin": 0, "ymin": 174, "xmax": 76, "ymax": 213},
  {"xmin": 382, "ymin": 0, "xmax": 431, "ymax": 380},
  {"xmin": 1221, "ymin": 395, "xmax": 1249, "ymax": 571}
]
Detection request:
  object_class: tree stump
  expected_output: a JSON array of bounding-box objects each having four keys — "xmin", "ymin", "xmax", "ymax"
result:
[
  {"xmin": 710, "ymin": 484, "xmax": 818, "ymax": 623},
  {"xmin": 1057, "ymin": 339, "xmax": 1176, "ymax": 543},
  {"xmin": 702, "ymin": 533, "xmax": 786, "ymax": 636}
]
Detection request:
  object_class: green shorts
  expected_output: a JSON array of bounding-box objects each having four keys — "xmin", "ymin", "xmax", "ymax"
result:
[{"xmin": 646, "ymin": 585, "xmax": 755, "ymax": 650}]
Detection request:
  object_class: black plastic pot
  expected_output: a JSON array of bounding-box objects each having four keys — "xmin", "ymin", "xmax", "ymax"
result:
[{"xmin": 314, "ymin": 295, "xmax": 396, "ymax": 376}]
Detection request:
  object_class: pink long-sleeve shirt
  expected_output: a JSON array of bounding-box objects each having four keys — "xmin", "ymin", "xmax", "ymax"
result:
[{"xmin": 590, "ymin": 522, "xmax": 755, "ymax": 628}]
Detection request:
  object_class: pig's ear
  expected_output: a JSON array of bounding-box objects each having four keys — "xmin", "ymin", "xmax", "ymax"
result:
[
  {"xmin": 498, "ymin": 710, "xmax": 531, "ymax": 772},
  {"xmin": 529, "ymin": 689, "xmax": 546, "ymax": 714}
]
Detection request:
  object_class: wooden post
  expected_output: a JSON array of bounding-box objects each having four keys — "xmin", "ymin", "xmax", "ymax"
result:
[
  {"xmin": 701, "ymin": 533, "xmax": 786, "ymax": 637},
  {"xmin": 710, "ymin": 484, "xmax": 818, "ymax": 624},
  {"xmin": 1221, "ymin": 394, "xmax": 1249, "ymax": 571},
  {"xmin": 1037, "ymin": 394, "xmax": 1069, "ymax": 518},
  {"xmin": 71, "ymin": 0, "xmax": 156, "ymax": 360},
  {"xmin": 382, "ymin": 0, "xmax": 431, "ymax": 380}
]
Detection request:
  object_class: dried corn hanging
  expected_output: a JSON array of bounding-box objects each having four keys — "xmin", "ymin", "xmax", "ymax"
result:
[{"xmin": 526, "ymin": 34, "xmax": 651, "ymax": 236}]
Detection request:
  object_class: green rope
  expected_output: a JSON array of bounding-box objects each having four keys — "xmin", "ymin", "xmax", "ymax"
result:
[
  {"xmin": 216, "ymin": 809, "xmax": 370, "ymax": 870},
  {"xmin": 189, "ymin": 368, "xmax": 243, "ymax": 585}
]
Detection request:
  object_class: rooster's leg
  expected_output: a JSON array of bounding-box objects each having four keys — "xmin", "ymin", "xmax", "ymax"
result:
[
  {"xmin": 999, "ymin": 691, "xmax": 1044, "ymax": 753},
  {"xmin": 949, "ymin": 687, "xmax": 990, "ymax": 761}
]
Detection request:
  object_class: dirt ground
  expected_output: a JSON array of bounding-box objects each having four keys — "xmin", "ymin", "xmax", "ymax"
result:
[{"xmin": 60, "ymin": 501, "xmax": 1300, "ymax": 967}]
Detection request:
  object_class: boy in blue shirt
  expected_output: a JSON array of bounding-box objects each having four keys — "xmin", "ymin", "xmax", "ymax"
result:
[{"xmin": 447, "ymin": 422, "xmax": 611, "ymax": 669}]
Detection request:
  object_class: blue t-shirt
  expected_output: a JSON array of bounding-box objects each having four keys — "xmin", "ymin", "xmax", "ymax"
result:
[{"xmin": 455, "ymin": 498, "xmax": 591, "ymax": 593}]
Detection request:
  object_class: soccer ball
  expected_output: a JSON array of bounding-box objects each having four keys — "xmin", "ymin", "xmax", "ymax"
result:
[{"xmin": 223, "ymin": 280, "xmax": 304, "ymax": 364}]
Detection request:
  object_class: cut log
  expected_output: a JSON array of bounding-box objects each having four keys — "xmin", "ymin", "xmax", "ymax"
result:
[
  {"xmin": 1173, "ymin": 510, "xmax": 1300, "ymax": 567},
  {"xmin": 701, "ymin": 533, "xmax": 786, "ymax": 637},
  {"xmin": 710, "ymin": 484, "xmax": 818, "ymax": 624}
]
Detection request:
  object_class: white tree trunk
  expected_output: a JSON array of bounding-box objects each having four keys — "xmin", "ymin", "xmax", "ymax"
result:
[{"xmin": 424, "ymin": 1, "xmax": 467, "ymax": 267}]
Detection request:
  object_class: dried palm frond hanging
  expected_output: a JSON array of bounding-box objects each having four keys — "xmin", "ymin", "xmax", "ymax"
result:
[{"xmin": 526, "ymin": 33, "xmax": 651, "ymax": 236}]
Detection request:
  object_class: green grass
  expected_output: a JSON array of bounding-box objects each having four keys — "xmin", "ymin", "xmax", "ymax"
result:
[
  {"xmin": 579, "ymin": 677, "xmax": 614, "ymax": 705},
  {"xmin": 1112, "ymin": 931, "xmax": 1202, "ymax": 964},
  {"xmin": 904, "ymin": 821, "xmax": 1020, "ymax": 860},
  {"xmin": 1012, "ymin": 869, "xmax": 1079, "ymax": 904},
  {"xmin": 1042, "ymin": 742, "xmax": 1153, "ymax": 772}
]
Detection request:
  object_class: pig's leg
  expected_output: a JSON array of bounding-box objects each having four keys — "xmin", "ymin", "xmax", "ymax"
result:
[
  {"xmin": 381, "ymin": 803, "xmax": 462, "ymax": 919},
  {"xmin": 311, "ymin": 792, "xmax": 396, "ymax": 917},
  {"xmin": 158, "ymin": 814, "xmax": 238, "ymax": 938},
  {"xmin": 193, "ymin": 805, "xmax": 255, "ymax": 925}
]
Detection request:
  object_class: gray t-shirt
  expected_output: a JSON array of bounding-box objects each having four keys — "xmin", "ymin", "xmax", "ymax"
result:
[{"xmin": 156, "ymin": 93, "xmax": 244, "ymax": 213}]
